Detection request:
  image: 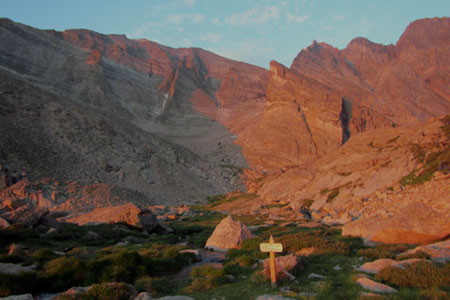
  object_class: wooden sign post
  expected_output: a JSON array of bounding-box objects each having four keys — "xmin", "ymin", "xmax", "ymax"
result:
[{"xmin": 260, "ymin": 235, "xmax": 283, "ymax": 287}]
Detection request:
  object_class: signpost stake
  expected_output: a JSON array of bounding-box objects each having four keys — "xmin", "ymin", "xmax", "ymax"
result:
[
  {"xmin": 269, "ymin": 235, "xmax": 277, "ymax": 287},
  {"xmin": 260, "ymin": 235, "xmax": 283, "ymax": 288}
]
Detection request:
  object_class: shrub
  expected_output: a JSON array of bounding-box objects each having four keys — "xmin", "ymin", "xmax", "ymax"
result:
[
  {"xmin": 185, "ymin": 265, "xmax": 227, "ymax": 292},
  {"xmin": 376, "ymin": 261, "xmax": 450, "ymax": 289},
  {"xmin": 0, "ymin": 272, "xmax": 37, "ymax": 297},
  {"xmin": 32, "ymin": 248, "xmax": 55, "ymax": 266},
  {"xmin": 44, "ymin": 256, "xmax": 87, "ymax": 291},
  {"xmin": 85, "ymin": 282, "xmax": 136, "ymax": 300},
  {"xmin": 357, "ymin": 244, "xmax": 411, "ymax": 260},
  {"xmin": 277, "ymin": 231, "xmax": 351, "ymax": 255},
  {"xmin": 134, "ymin": 276, "xmax": 171, "ymax": 295}
]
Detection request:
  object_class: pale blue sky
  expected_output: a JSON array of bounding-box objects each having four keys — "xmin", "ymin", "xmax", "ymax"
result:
[{"xmin": 1, "ymin": 0, "xmax": 449, "ymax": 68}]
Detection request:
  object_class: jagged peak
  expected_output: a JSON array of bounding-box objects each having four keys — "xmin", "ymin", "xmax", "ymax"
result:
[{"xmin": 396, "ymin": 17, "xmax": 450, "ymax": 51}]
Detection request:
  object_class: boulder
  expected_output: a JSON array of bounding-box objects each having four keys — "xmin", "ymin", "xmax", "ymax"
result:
[
  {"xmin": 397, "ymin": 239, "xmax": 450, "ymax": 263},
  {"xmin": 262, "ymin": 254, "xmax": 300, "ymax": 281},
  {"xmin": 0, "ymin": 263, "xmax": 35, "ymax": 275},
  {"xmin": 1, "ymin": 202, "xmax": 48, "ymax": 227},
  {"xmin": 358, "ymin": 258, "xmax": 431, "ymax": 274},
  {"xmin": 66, "ymin": 203, "xmax": 166, "ymax": 233},
  {"xmin": 296, "ymin": 247, "xmax": 316, "ymax": 257},
  {"xmin": 134, "ymin": 292, "xmax": 152, "ymax": 300},
  {"xmin": 205, "ymin": 215, "xmax": 254, "ymax": 251},
  {"xmin": 0, "ymin": 216, "xmax": 10, "ymax": 228},
  {"xmin": 356, "ymin": 277, "xmax": 397, "ymax": 293},
  {"xmin": 0, "ymin": 294, "xmax": 33, "ymax": 300},
  {"xmin": 8, "ymin": 244, "xmax": 25, "ymax": 256}
]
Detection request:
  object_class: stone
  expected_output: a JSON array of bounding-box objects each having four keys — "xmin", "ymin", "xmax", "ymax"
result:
[
  {"xmin": 358, "ymin": 258, "xmax": 431, "ymax": 274},
  {"xmin": 179, "ymin": 249, "xmax": 201, "ymax": 259},
  {"xmin": 67, "ymin": 203, "xmax": 162, "ymax": 233},
  {"xmin": 397, "ymin": 239, "xmax": 450, "ymax": 263},
  {"xmin": 0, "ymin": 294, "xmax": 34, "ymax": 300},
  {"xmin": 262, "ymin": 254, "xmax": 299, "ymax": 281},
  {"xmin": 8, "ymin": 244, "xmax": 25, "ymax": 256},
  {"xmin": 356, "ymin": 277, "xmax": 397, "ymax": 293},
  {"xmin": 134, "ymin": 292, "xmax": 152, "ymax": 300},
  {"xmin": 308, "ymin": 273, "xmax": 326, "ymax": 279},
  {"xmin": 0, "ymin": 216, "xmax": 10, "ymax": 228},
  {"xmin": 298, "ymin": 292, "xmax": 317, "ymax": 298},
  {"xmin": 0, "ymin": 263, "xmax": 35, "ymax": 275},
  {"xmin": 64, "ymin": 286, "xmax": 89, "ymax": 295},
  {"xmin": 205, "ymin": 215, "xmax": 254, "ymax": 251},
  {"xmin": 83, "ymin": 231, "xmax": 104, "ymax": 240},
  {"xmin": 296, "ymin": 247, "xmax": 316, "ymax": 257}
]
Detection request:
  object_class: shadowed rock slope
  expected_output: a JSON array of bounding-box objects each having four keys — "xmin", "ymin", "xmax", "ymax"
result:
[{"xmin": 0, "ymin": 17, "xmax": 449, "ymax": 244}]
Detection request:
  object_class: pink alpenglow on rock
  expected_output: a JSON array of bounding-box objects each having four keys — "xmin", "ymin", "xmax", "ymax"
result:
[{"xmin": 205, "ymin": 215, "xmax": 254, "ymax": 251}]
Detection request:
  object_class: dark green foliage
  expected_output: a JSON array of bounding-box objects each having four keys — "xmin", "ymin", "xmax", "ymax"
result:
[
  {"xmin": 44, "ymin": 256, "xmax": 87, "ymax": 291},
  {"xmin": 0, "ymin": 272, "xmax": 38, "ymax": 297},
  {"xmin": 135, "ymin": 276, "xmax": 172, "ymax": 295},
  {"xmin": 0, "ymin": 254, "xmax": 24, "ymax": 264},
  {"xmin": 277, "ymin": 230, "xmax": 351, "ymax": 255},
  {"xmin": 84, "ymin": 282, "xmax": 136, "ymax": 300},
  {"xmin": 186, "ymin": 266, "xmax": 227, "ymax": 292},
  {"xmin": 357, "ymin": 243, "xmax": 412, "ymax": 260},
  {"xmin": 32, "ymin": 248, "xmax": 55, "ymax": 266},
  {"xmin": 376, "ymin": 261, "xmax": 450, "ymax": 289}
]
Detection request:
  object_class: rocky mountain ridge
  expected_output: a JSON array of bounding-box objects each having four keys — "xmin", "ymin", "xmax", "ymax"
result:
[{"xmin": 0, "ymin": 17, "xmax": 449, "ymax": 244}]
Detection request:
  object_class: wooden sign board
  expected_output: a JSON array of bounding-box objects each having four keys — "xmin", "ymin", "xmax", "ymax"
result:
[{"xmin": 260, "ymin": 242, "xmax": 283, "ymax": 253}]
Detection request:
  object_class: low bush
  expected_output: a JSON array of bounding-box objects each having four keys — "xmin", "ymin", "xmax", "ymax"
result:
[
  {"xmin": 0, "ymin": 272, "xmax": 37, "ymax": 297},
  {"xmin": 357, "ymin": 243, "xmax": 411, "ymax": 260},
  {"xmin": 84, "ymin": 282, "xmax": 136, "ymax": 300},
  {"xmin": 134, "ymin": 276, "xmax": 171, "ymax": 295},
  {"xmin": 44, "ymin": 256, "xmax": 87, "ymax": 291},
  {"xmin": 376, "ymin": 261, "xmax": 450, "ymax": 289},
  {"xmin": 278, "ymin": 231, "xmax": 351, "ymax": 255},
  {"xmin": 32, "ymin": 248, "xmax": 55, "ymax": 266},
  {"xmin": 185, "ymin": 265, "xmax": 227, "ymax": 292}
]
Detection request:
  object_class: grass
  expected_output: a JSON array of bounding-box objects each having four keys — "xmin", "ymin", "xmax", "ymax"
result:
[
  {"xmin": 1, "ymin": 201, "xmax": 449, "ymax": 299},
  {"xmin": 376, "ymin": 261, "xmax": 450, "ymax": 289},
  {"xmin": 357, "ymin": 243, "xmax": 413, "ymax": 260}
]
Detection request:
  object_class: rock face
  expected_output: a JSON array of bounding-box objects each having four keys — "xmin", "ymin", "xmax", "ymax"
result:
[
  {"xmin": 0, "ymin": 16, "xmax": 449, "ymax": 244},
  {"xmin": 205, "ymin": 215, "xmax": 254, "ymax": 251}
]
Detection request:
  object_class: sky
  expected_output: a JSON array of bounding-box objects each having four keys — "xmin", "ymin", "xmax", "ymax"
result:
[{"xmin": 1, "ymin": 0, "xmax": 449, "ymax": 68}]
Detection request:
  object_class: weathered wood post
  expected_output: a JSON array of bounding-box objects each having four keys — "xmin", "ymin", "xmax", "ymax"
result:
[{"xmin": 260, "ymin": 235, "xmax": 283, "ymax": 287}]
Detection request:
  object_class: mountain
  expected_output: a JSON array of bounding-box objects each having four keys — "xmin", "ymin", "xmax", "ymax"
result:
[{"xmin": 0, "ymin": 17, "xmax": 449, "ymax": 244}]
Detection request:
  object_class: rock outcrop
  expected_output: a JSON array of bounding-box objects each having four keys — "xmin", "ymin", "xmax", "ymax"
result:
[
  {"xmin": 205, "ymin": 215, "xmax": 254, "ymax": 251},
  {"xmin": 66, "ymin": 203, "xmax": 168, "ymax": 233}
]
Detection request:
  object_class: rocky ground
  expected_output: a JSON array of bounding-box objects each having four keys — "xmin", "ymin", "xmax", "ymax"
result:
[{"xmin": 0, "ymin": 204, "xmax": 449, "ymax": 299}]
